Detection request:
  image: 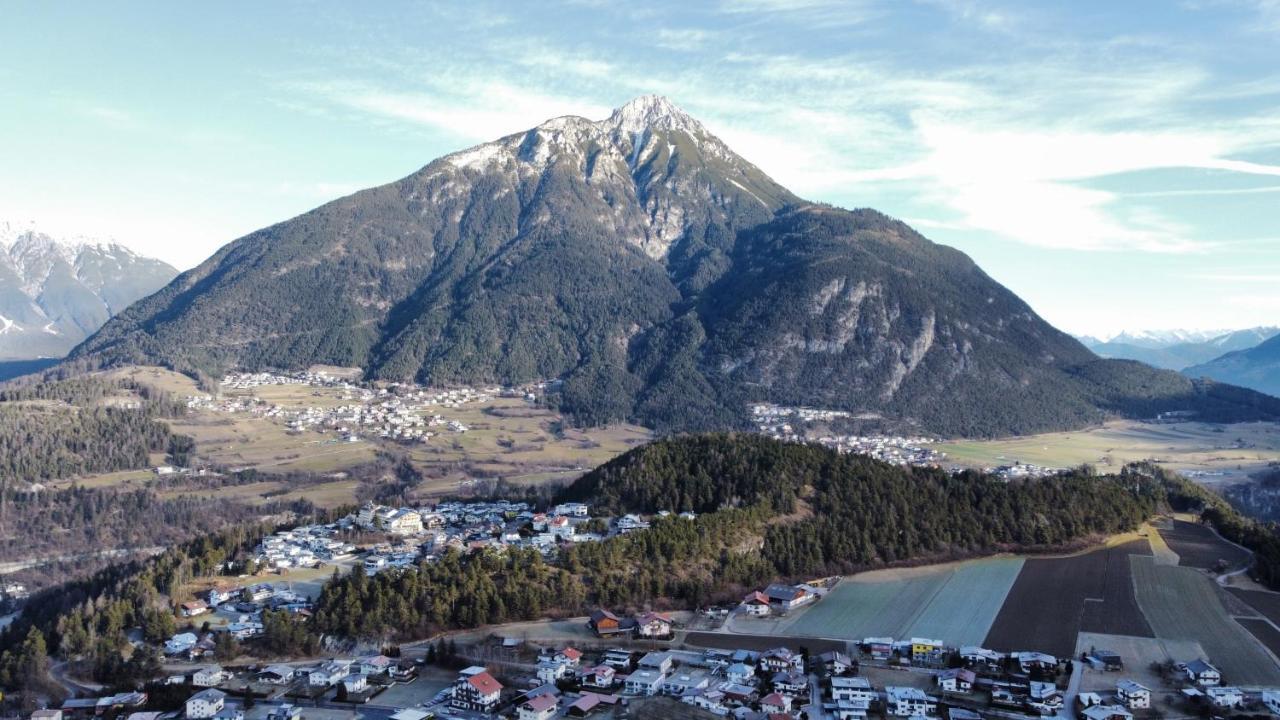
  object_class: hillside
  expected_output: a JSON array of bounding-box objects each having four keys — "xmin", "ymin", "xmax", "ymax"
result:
[
  {"xmin": 0, "ymin": 223, "xmax": 177, "ymax": 361},
  {"xmin": 1080, "ymin": 327, "xmax": 1279, "ymax": 370},
  {"xmin": 68, "ymin": 96, "xmax": 1280, "ymax": 436},
  {"xmin": 1186, "ymin": 334, "xmax": 1280, "ymax": 398}
]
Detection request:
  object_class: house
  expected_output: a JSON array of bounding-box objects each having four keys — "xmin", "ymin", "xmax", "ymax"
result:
[
  {"xmin": 452, "ymin": 667, "xmax": 504, "ymax": 713},
  {"xmin": 1184, "ymin": 659, "xmax": 1221, "ymax": 687},
  {"xmin": 309, "ymin": 660, "xmax": 351, "ymax": 687},
  {"xmin": 589, "ymin": 609, "xmax": 626, "ymax": 637},
  {"xmin": 181, "ymin": 600, "xmax": 211, "ymax": 617},
  {"xmin": 1264, "ymin": 689, "xmax": 1280, "ymax": 716},
  {"xmin": 213, "ymin": 708, "xmax": 243, "ymax": 720},
  {"xmin": 358, "ymin": 654, "xmax": 395, "ymax": 676},
  {"xmin": 959, "ymin": 646, "xmax": 1003, "ymax": 671},
  {"xmin": 551, "ymin": 647, "xmax": 583, "ymax": 667},
  {"xmin": 1080, "ymin": 705, "xmax": 1134, "ymax": 720},
  {"xmin": 759, "ymin": 647, "xmax": 803, "ymax": 673},
  {"xmin": 727, "ymin": 663, "xmax": 756, "ymax": 684},
  {"xmin": 1206, "ymin": 687, "xmax": 1244, "ymax": 709},
  {"xmin": 741, "ymin": 591, "xmax": 772, "ymax": 617},
  {"xmin": 389, "ymin": 711, "xmax": 432, "ymax": 720},
  {"xmin": 764, "ymin": 583, "xmax": 816, "ymax": 612},
  {"xmin": 625, "ymin": 668, "xmax": 666, "ymax": 696},
  {"xmin": 568, "ymin": 692, "xmax": 621, "ymax": 717},
  {"xmin": 1116, "ymin": 680, "xmax": 1150, "ymax": 710},
  {"xmin": 383, "ymin": 509, "xmax": 423, "ymax": 535},
  {"xmin": 760, "ymin": 693, "xmax": 792, "ymax": 714},
  {"xmin": 947, "ymin": 709, "xmax": 982, "ymax": 720},
  {"xmin": 1012, "ymin": 651, "xmax": 1057, "ymax": 673},
  {"xmin": 911, "ymin": 638, "xmax": 946, "ymax": 666},
  {"xmin": 771, "ymin": 671, "xmax": 807, "ymax": 695},
  {"xmin": 518, "ymin": 693, "xmax": 558, "ymax": 720},
  {"xmin": 635, "ymin": 611, "xmax": 673, "ymax": 638},
  {"xmin": 580, "ymin": 664, "xmax": 616, "ymax": 689},
  {"xmin": 831, "ymin": 677, "xmax": 876, "ymax": 705},
  {"xmin": 685, "ymin": 689, "xmax": 730, "ymax": 716},
  {"xmin": 537, "ymin": 659, "xmax": 569, "ymax": 683},
  {"xmin": 662, "ymin": 670, "xmax": 711, "ymax": 696},
  {"xmin": 885, "ymin": 686, "xmax": 937, "ymax": 717},
  {"xmin": 639, "ymin": 651, "xmax": 675, "ymax": 674},
  {"xmin": 341, "ymin": 673, "xmax": 368, "ymax": 695},
  {"xmin": 720, "ymin": 683, "xmax": 759, "ymax": 706},
  {"xmin": 185, "ymin": 689, "xmax": 226, "ymax": 720},
  {"xmin": 1029, "ymin": 681, "xmax": 1063, "ymax": 711},
  {"xmin": 602, "ymin": 648, "xmax": 633, "ymax": 670},
  {"xmin": 165, "ymin": 632, "xmax": 198, "ymax": 655},
  {"xmin": 936, "ymin": 669, "xmax": 975, "ymax": 693},
  {"xmin": 830, "ymin": 698, "xmax": 872, "ymax": 720},
  {"xmin": 816, "ymin": 650, "xmax": 854, "ymax": 676},
  {"xmin": 863, "ymin": 638, "xmax": 894, "ymax": 661},
  {"xmin": 192, "ymin": 665, "xmax": 228, "ymax": 687},
  {"xmin": 258, "ymin": 665, "xmax": 296, "ymax": 684}
]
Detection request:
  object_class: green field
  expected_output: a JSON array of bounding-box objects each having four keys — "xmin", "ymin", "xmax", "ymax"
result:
[
  {"xmin": 763, "ymin": 556, "xmax": 1025, "ymax": 645},
  {"xmin": 1130, "ymin": 555, "xmax": 1280, "ymax": 686}
]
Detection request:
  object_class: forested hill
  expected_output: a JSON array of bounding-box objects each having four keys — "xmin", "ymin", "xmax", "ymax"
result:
[{"xmin": 65, "ymin": 97, "xmax": 1280, "ymax": 437}]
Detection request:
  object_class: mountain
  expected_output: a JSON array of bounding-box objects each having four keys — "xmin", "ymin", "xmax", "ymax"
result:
[
  {"xmin": 1079, "ymin": 327, "xmax": 1280, "ymax": 370},
  {"xmin": 1186, "ymin": 334, "xmax": 1280, "ymax": 398},
  {"xmin": 0, "ymin": 222, "xmax": 177, "ymax": 361},
  {"xmin": 68, "ymin": 96, "xmax": 1280, "ymax": 437}
]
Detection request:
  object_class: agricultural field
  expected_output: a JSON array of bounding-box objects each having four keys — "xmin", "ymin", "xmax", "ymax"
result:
[
  {"xmin": 1155, "ymin": 518, "xmax": 1252, "ymax": 570},
  {"xmin": 938, "ymin": 420, "xmax": 1280, "ymax": 484},
  {"xmin": 984, "ymin": 540, "xmax": 1154, "ymax": 657},
  {"xmin": 88, "ymin": 365, "xmax": 652, "ymax": 502},
  {"xmin": 1130, "ymin": 555, "xmax": 1280, "ymax": 686},
  {"xmin": 755, "ymin": 556, "xmax": 1026, "ymax": 646}
]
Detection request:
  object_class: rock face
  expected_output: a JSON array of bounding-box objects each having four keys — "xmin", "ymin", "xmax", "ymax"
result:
[
  {"xmin": 0, "ymin": 222, "xmax": 177, "ymax": 360},
  {"xmin": 69, "ymin": 97, "xmax": 1280, "ymax": 436}
]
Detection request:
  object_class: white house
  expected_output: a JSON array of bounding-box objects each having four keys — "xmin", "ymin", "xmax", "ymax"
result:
[
  {"xmin": 536, "ymin": 659, "xmax": 568, "ymax": 683},
  {"xmin": 185, "ymin": 689, "xmax": 226, "ymax": 720},
  {"xmin": 580, "ymin": 664, "xmax": 615, "ymax": 689},
  {"xmin": 624, "ymin": 668, "xmax": 666, "ymax": 696},
  {"xmin": 760, "ymin": 692, "xmax": 792, "ymax": 714},
  {"xmin": 1185, "ymin": 659, "xmax": 1222, "ymax": 687},
  {"xmin": 1116, "ymin": 680, "xmax": 1151, "ymax": 710},
  {"xmin": 192, "ymin": 665, "xmax": 228, "ymax": 688},
  {"xmin": 258, "ymin": 665, "xmax": 295, "ymax": 684},
  {"xmin": 740, "ymin": 591, "xmax": 772, "ymax": 617},
  {"xmin": 831, "ymin": 677, "xmax": 876, "ymax": 705},
  {"xmin": 309, "ymin": 660, "xmax": 351, "ymax": 687},
  {"xmin": 451, "ymin": 667, "xmax": 503, "ymax": 713},
  {"xmin": 1264, "ymin": 690, "xmax": 1280, "ymax": 716},
  {"xmin": 885, "ymin": 686, "xmax": 937, "ymax": 718},
  {"xmin": 936, "ymin": 669, "xmax": 975, "ymax": 693},
  {"xmin": 726, "ymin": 662, "xmax": 755, "ymax": 684},
  {"xmin": 1206, "ymin": 687, "xmax": 1244, "ymax": 709},
  {"xmin": 1081, "ymin": 705, "xmax": 1134, "ymax": 720},
  {"xmin": 341, "ymin": 673, "xmax": 368, "ymax": 695}
]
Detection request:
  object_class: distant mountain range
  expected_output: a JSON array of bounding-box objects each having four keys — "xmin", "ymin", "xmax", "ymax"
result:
[
  {"xmin": 0, "ymin": 222, "xmax": 177, "ymax": 361},
  {"xmin": 1186, "ymin": 334, "xmax": 1280, "ymax": 398},
  {"xmin": 1078, "ymin": 327, "xmax": 1280, "ymax": 371},
  {"xmin": 66, "ymin": 96, "xmax": 1280, "ymax": 436}
]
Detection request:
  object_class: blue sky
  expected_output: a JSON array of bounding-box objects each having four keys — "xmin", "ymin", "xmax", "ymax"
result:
[{"xmin": 1, "ymin": 0, "xmax": 1278, "ymax": 337}]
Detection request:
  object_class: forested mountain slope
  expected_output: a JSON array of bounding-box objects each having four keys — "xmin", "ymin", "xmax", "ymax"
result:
[{"xmin": 68, "ymin": 97, "xmax": 1280, "ymax": 436}]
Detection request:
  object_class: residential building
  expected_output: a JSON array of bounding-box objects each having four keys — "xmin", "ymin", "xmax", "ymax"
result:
[
  {"xmin": 661, "ymin": 670, "xmax": 710, "ymax": 696},
  {"xmin": 1116, "ymin": 680, "xmax": 1151, "ymax": 710},
  {"xmin": 885, "ymin": 686, "xmax": 937, "ymax": 717},
  {"xmin": 1185, "ymin": 659, "xmax": 1221, "ymax": 687},
  {"xmin": 935, "ymin": 669, "xmax": 975, "ymax": 693},
  {"xmin": 192, "ymin": 666, "xmax": 227, "ymax": 688},
  {"xmin": 1264, "ymin": 690, "xmax": 1280, "ymax": 716},
  {"xmin": 911, "ymin": 638, "xmax": 946, "ymax": 666},
  {"xmin": 635, "ymin": 611, "xmax": 673, "ymax": 638},
  {"xmin": 625, "ymin": 668, "xmax": 666, "ymax": 696},
  {"xmin": 341, "ymin": 674, "xmax": 368, "ymax": 695},
  {"xmin": 816, "ymin": 650, "xmax": 853, "ymax": 676},
  {"xmin": 518, "ymin": 693, "xmax": 558, "ymax": 720},
  {"xmin": 726, "ymin": 662, "xmax": 755, "ymax": 684},
  {"xmin": 1206, "ymin": 687, "xmax": 1243, "ymax": 709},
  {"xmin": 452, "ymin": 667, "xmax": 503, "ymax": 713},
  {"xmin": 1080, "ymin": 705, "xmax": 1134, "ymax": 720},
  {"xmin": 831, "ymin": 677, "xmax": 876, "ymax": 705},
  {"xmin": 741, "ymin": 591, "xmax": 772, "ymax": 617},
  {"xmin": 185, "ymin": 689, "xmax": 226, "ymax": 720},
  {"xmin": 181, "ymin": 600, "xmax": 210, "ymax": 618},
  {"xmin": 580, "ymin": 664, "xmax": 616, "ymax": 689},
  {"xmin": 759, "ymin": 647, "xmax": 804, "ymax": 673},
  {"xmin": 760, "ymin": 692, "xmax": 792, "ymax": 714},
  {"xmin": 771, "ymin": 670, "xmax": 807, "ymax": 695},
  {"xmin": 639, "ymin": 651, "xmax": 675, "ymax": 674}
]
